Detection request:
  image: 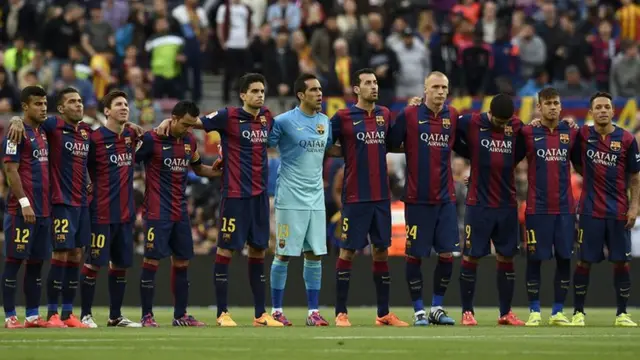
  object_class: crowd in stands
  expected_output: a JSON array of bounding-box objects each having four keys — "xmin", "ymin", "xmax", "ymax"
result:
[{"xmin": 0, "ymin": 0, "xmax": 639, "ymax": 255}]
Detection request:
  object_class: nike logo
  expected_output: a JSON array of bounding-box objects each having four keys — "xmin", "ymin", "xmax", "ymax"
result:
[
  {"xmin": 256, "ymin": 320, "xmax": 268, "ymax": 326},
  {"xmin": 353, "ymin": 120, "xmax": 363, "ymax": 125},
  {"xmin": 337, "ymin": 272, "xmax": 349, "ymax": 276},
  {"xmin": 625, "ymin": 252, "xmax": 631, "ymax": 257},
  {"xmin": 163, "ymin": 146, "xmax": 172, "ymax": 150},
  {"xmin": 418, "ymin": 120, "xmax": 428, "ymax": 124},
  {"xmin": 575, "ymin": 285, "xmax": 586, "ymax": 289},
  {"xmin": 30, "ymin": 138, "xmax": 35, "ymax": 142},
  {"xmin": 63, "ymin": 130, "xmax": 71, "ymax": 134},
  {"xmin": 480, "ymin": 128, "xmax": 490, "ymax": 131},
  {"xmin": 105, "ymin": 144, "xmax": 114, "ymax": 149},
  {"xmin": 239, "ymin": 120, "xmax": 248, "ymax": 123},
  {"xmin": 535, "ymin": 137, "xmax": 544, "ymax": 141},
  {"xmin": 588, "ymin": 139, "xmax": 598, "ymax": 143},
  {"xmin": 454, "ymin": 243, "xmax": 459, "ymax": 247},
  {"xmin": 409, "ymin": 280, "xmax": 421, "ymax": 285}
]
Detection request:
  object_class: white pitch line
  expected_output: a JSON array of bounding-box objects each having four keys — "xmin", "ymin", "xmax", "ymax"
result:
[{"xmin": 313, "ymin": 334, "xmax": 640, "ymax": 340}]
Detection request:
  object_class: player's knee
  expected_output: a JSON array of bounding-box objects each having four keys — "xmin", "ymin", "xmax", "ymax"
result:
[
  {"xmin": 371, "ymin": 247, "xmax": 388, "ymax": 262},
  {"xmin": 303, "ymin": 252, "xmax": 321, "ymax": 261},
  {"xmin": 216, "ymin": 247, "xmax": 233, "ymax": 258},
  {"xmin": 51, "ymin": 250, "xmax": 68, "ymax": 261},
  {"xmin": 576, "ymin": 260, "xmax": 591, "ymax": 269},
  {"xmin": 339, "ymin": 248, "xmax": 355, "ymax": 261},
  {"xmin": 495, "ymin": 254, "xmax": 513, "ymax": 263},
  {"xmin": 84, "ymin": 264, "xmax": 100, "ymax": 272},
  {"xmin": 439, "ymin": 252, "xmax": 454, "ymax": 259},
  {"xmin": 462, "ymin": 255, "xmax": 478, "ymax": 263},
  {"xmin": 247, "ymin": 246, "xmax": 266, "ymax": 259},
  {"xmin": 276, "ymin": 255, "xmax": 290, "ymax": 262},
  {"xmin": 143, "ymin": 258, "xmax": 160, "ymax": 267},
  {"xmin": 171, "ymin": 258, "xmax": 189, "ymax": 268}
]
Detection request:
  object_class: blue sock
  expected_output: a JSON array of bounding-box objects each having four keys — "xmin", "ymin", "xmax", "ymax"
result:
[
  {"xmin": 139, "ymin": 263, "xmax": 157, "ymax": 317},
  {"xmin": 526, "ymin": 260, "xmax": 541, "ymax": 312},
  {"xmin": 432, "ymin": 256, "xmax": 453, "ymax": 307},
  {"xmin": 270, "ymin": 258, "xmax": 288, "ymax": 310},
  {"xmin": 24, "ymin": 261, "xmax": 43, "ymax": 318},
  {"xmin": 2, "ymin": 259, "xmax": 22, "ymax": 318},
  {"xmin": 248, "ymin": 257, "xmax": 266, "ymax": 318},
  {"xmin": 553, "ymin": 258, "xmax": 571, "ymax": 315},
  {"xmin": 47, "ymin": 258, "xmax": 65, "ymax": 318},
  {"xmin": 171, "ymin": 266, "xmax": 189, "ymax": 319},
  {"xmin": 108, "ymin": 269, "xmax": 127, "ymax": 320},
  {"xmin": 405, "ymin": 257, "xmax": 424, "ymax": 312},
  {"xmin": 303, "ymin": 259, "xmax": 321, "ymax": 311},
  {"xmin": 61, "ymin": 261, "xmax": 80, "ymax": 320},
  {"xmin": 214, "ymin": 255, "xmax": 230, "ymax": 317}
]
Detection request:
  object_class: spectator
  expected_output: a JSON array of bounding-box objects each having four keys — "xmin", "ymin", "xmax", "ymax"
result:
[
  {"xmin": 452, "ymin": 0, "xmax": 481, "ymax": 25},
  {"xmin": 16, "ymin": 49, "xmax": 54, "ymax": 91},
  {"xmin": 146, "ymin": 17, "xmax": 186, "ymax": 99},
  {"xmin": 490, "ymin": 25, "xmax": 520, "ymax": 93},
  {"xmin": 336, "ymin": 0, "xmax": 369, "ymax": 45},
  {"xmin": 172, "ymin": 0, "xmax": 210, "ymax": 103},
  {"xmin": 310, "ymin": 15, "xmax": 340, "ymax": 74},
  {"xmin": 460, "ymin": 31, "xmax": 493, "ymax": 96},
  {"xmin": 68, "ymin": 45, "xmax": 92, "ymax": 80},
  {"xmin": 512, "ymin": 22, "xmax": 546, "ymax": 80},
  {"xmin": 3, "ymin": 36, "xmax": 33, "ymax": 79},
  {"xmin": 266, "ymin": 0, "xmax": 301, "ymax": 35},
  {"xmin": 390, "ymin": 27, "xmax": 429, "ymax": 99},
  {"xmin": 90, "ymin": 49, "xmax": 116, "ymax": 100},
  {"xmin": 0, "ymin": 67, "xmax": 19, "ymax": 114},
  {"xmin": 81, "ymin": 5, "xmax": 115, "ymax": 58},
  {"xmin": 555, "ymin": 65, "xmax": 594, "ymax": 98},
  {"xmin": 326, "ymin": 38, "xmax": 354, "ymax": 97},
  {"xmin": 299, "ymin": 0, "xmax": 325, "ymax": 38},
  {"xmin": 518, "ymin": 68, "xmax": 549, "ymax": 97},
  {"xmin": 615, "ymin": 0, "xmax": 640, "ymax": 42},
  {"xmin": 262, "ymin": 28, "xmax": 298, "ymax": 99},
  {"xmin": 216, "ymin": 0, "xmax": 252, "ymax": 103},
  {"xmin": 129, "ymin": 86, "xmax": 164, "ymax": 129},
  {"xmin": 122, "ymin": 66, "xmax": 147, "ymax": 100},
  {"xmin": 535, "ymin": 2, "xmax": 562, "ymax": 79},
  {"xmin": 41, "ymin": 3, "xmax": 84, "ymax": 78},
  {"xmin": 250, "ymin": 24, "xmax": 276, "ymax": 75},
  {"xmin": 589, "ymin": 20, "xmax": 619, "ymax": 91},
  {"xmin": 610, "ymin": 41, "xmax": 640, "ymax": 98},
  {"xmin": 291, "ymin": 29, "xmax": 316, "ymax": 75},
  {"xmin": 431, "ymin": 24, "xmax": 461, "ymax": 95},
  {"xmin": 361, "ymin": 30, "xmax": 399, "ymax": 107},
  {"xmin": 1, "ymin": 0, "xmax": 38, "ymax": 44},
  {"xmin": 53, "ymin": 62, "xmax": 97, "ymax": 112},
  {"xmin": 476, "ymin": 1, "xmax": 499, "ymax": 44},
  {"xmin": 102, "ymin": 0, "xmax": 130, "ymax": 31}
]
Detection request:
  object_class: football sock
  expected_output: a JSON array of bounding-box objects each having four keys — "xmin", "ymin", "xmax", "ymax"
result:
[
  {"xmin": 214, "ymin": 255, "xmax": 230, "ymax": 317},
  {"xmin": 553, "ymin": 258, "xmax": 571, "ymax": 315},
  {"xmin": 61, "ymin": 261, "xmax": 80, "ymax": 320},
  {"xmin": 405, "ymin": 256, "xmax": 424, "ymax": 313},
  {"xmin": 46, "ymin": 258, "xmax": 65, "ymax": 319},
  {"xmin": 248, "ymin": 257, "xmax": 266, "ymax": 318},
  {"xmin": 335, "ymin": 258, "xmax": 352, "ymax": 315},
  {"xmin": 140, "ymin": 262, "xmax": 158, "ymax": 317},
  {"xmin": 24, "ymin": 260, "xmax": 43, "ymax": 318},
  {"xmin": 572, "ymin": 264, "xmax": 590, "ymax": 314},
  {"xmin": 171, "ymin": 266, "xmax": 189, "ymax": 319},
  {"xmin": 613, "ymin": 263, "xmax": 631, "ymax": 316},
  {"xmin": 80, "ymin": 266, "xmax": 98, "ymax": 318},
  {"xmin": 459, "ymin": 260, "xmax": 477, "ymax": 313},
  {"xmin": 432, "ymin": 256, "xmax": 453, "ymax": 309},
  {"xmin": 526, "ymin": 259, "xmax": 542, "ymax": 312},
  {"xmin": 108, "ymin": 269, "xmax": 126, "ymax": 320},
  {"xmin": 373, "ymin": 261, "xmax": 390, "ymax": 318},
  {"xmin": 303, "ymin": 259, "xmax": 321, "ymax": 312},
  {"xmin": 270, "ymin": 258, "xmax": 288, "ymax": 312},
  {"xmin": 497, "ymin": 260, "xmax": 515, "ymax": 317},
  {"xmin": 2, "ymin": 258, "xmax": 22, "ymax": 318}
]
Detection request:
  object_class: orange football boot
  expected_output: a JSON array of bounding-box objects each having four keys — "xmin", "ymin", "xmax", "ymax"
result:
[
  {"xmin": 498, "ymin": 311, "xmax": 525, "ymax": 326},
  {"xmin": 461, "ymin": 311, "xmax": 478, "ymax": 326},
  {"xmin": 47, "ymin": 314, "xmax": 68, "ymax": 328},
  {"xmin": 335, "ymin": 313, "xmax": 351, "ymax": 327},
  {"xmin": 375, "ymin": 312, "xmax": 409, "ymax": 326},
  {"xmin": 5, "ymin": 316, "xmax": 24, "ymax": 329},
  {"xmin": 24, "ymin": 316, "xmax": 52, "ymax": 328}
]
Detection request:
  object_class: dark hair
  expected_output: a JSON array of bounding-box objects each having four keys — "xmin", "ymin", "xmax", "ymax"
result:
[
  {"xmin": 352, "ymin": 68, "xmax": 376, "ymax": 87},
  {"xmin": 238, "ymin": 73, "xmax": 266, "ymax": 94},
  {"xmin": 293, "ymin": 73, "xmax": 318, "ymax": 101},
  {"xmin": 56, "ymin": 87, "xmax": 80, "ymax": 106},
  {"xmin": 538, "ymin": 87, "xmax": 560, "ymax": 102},
  {"xmin": 102, "ymin": 90, "xmax": 128, "ymax": 109},
  {"xmin": 20, "ymin": 86, "xmax": 47, "ymax": 104},
  {"xmin": 589, "ymin": 91, "xmax": 613, "ymax": 108},
  {"xmin": 172, "ymin": 100, "xmax": 200, "ymax": 118},
  {"xmin": 489, "ymin": 93, "xmax": 515, "ymax": 120}
]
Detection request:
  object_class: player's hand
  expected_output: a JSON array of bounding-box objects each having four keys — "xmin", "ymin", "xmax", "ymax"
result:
[
  {"xmin": 463, "ymin": 176, "xmax": 469, "ymax": 187},
  {"xmin": 155, "ymin": 119, "xmax": 171, "ymax": 137},
  {"xmin": 529, "ymin": 118, "xmax": 542, "ymax": 127},
  {"xmin": 7, "ymin": 116, "xmax": 25, "ymax": 144},
  {"xmin": 407, "ymin": 97, "xmax": 422, "ymax": 106},
  {"xmin": 212, "ymin": 144, "xmax": 224, "ymax": 170},
  {"xmin": 561, "ymin": 117, "xmax": 578, "ymax": 129},
  {"xmin": 22, "ymin": 206, "xmax": 36, "ymax": 224},
  {"xmin": 625, "ymin": 207, "xmax": 638, "ymax": 229},
  {"xmin": 86, "ymin": 183, "xmax": 94, "ymax": 197},
  {"xmin": 125, "ymin": 122, "xmax": 144, "ymax": 137}
]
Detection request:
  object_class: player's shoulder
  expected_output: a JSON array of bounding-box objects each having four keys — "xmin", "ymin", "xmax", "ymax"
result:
[
  {"xmin": 376, "ymin": 105, "xmax": 391, "ymax": 116},
  {"xmin": 260, "ymin": 106, "xmax": 274, "ymax": 119},
  {"xmin": 334, "ymin": 107, "xmax": 351, "ymax": 118},
  {"xmin": 445, "ymin": 105, "xmax": 459, "ymax": 117},
  {"xmin": 618, "ymin": 126, "xmax": 636, "ymax": 144},
  {"xmin": 184, "ymin": 132, "xmax": 198, "ymax": 144},
  {"xmin": 142, "ymin": 130, "xmax": 157, "ymax": 142},
  {"xmin": 519, "ymin": 123, "xmax": 533, "ymax": 136},
  {"xmin": 274, "ymin": 108, "xmax": 296, "ymax": 123},
  {"xmin": 510, "ymin": 116, "xmax": 523, "ymax": 129}
]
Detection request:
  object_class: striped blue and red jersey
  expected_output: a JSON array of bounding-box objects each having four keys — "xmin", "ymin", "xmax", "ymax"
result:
[
  {"xmin": 456, "ymin": 112, "xmax": 524, "ymax": 208},
  {"xmin": 573, "ymin": 125, "xmax": 640, "ymax": 220},
  {"xmin": 136, "ymin": 131, "xmax": 201, "ymax": 221},
  {"xmin": 388, "ymin": 104, "xmax": 459, "ymax": 204},
  {"xmin": 41, "ymin": 116, "xmax": 91, "ymax": 207},
  {"xmin": 519, "ymin": 123, "xmax": 578, "ymax": 215},
  {"xmin": 330, "ymin": 105, "xmax": 392, "ymax": 204},
  {"xmin": 2, "ymin": 124, "xmax": 50, "ymax": 217},
  {"xmin": 200, "ymin": 106, "xmax": 273, "ymax": 198},
  {"xmin": 88, "ymin": 127, "xmax": 139, "ymax": 224}
]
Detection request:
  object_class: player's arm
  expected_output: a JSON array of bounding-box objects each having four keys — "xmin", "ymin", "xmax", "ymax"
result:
[
  {"xmin": 625, "ymin": 138, "xmax": 640, "ymax": 228},
  {"xmin": 190, "ymin": 150, "xmax": 221, "ymax": 178},
  {"xmin": 570, "ymin": 130, "xmax": 583, "ymax": 174},
  {"xmin": 3, "ymin": 139, "xmax": 35, "ymax": 224},
  {"xmin": 6, "ymin": 116, "xmax": 26, "ymax": 144},
  {"xmin": 453, "ymin": 114, "xmax": 471, "ymax": 159},
  {"xmin": 327, "ymin": 113, "xmax": 343, "ymax": 157},
  {"xmin": 332, "ymin": 167, "xmax": 344, "ymax": 209},
  {"xmin": 125, "ymin": 122, "xmax": 144, "ymax": 137},
  {"xmin": 386, "ymin": 108, "xmax": 407, "ymax": 153},
  {"xmin": 267, "ymin": 115, "xmax": 283, "ymax": 148},
  {"xmin": 135, "ymin": 132, "xmax": 155, "ymax": 164},
  {"xmin": 514, "ymin": 130, "xmax": 526, "ymax": 164}
]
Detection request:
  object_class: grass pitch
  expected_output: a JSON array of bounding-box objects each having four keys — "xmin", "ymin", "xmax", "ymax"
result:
[{"xmin": 1, "ymin": 307, "xmax": 639, "ymax": 360}]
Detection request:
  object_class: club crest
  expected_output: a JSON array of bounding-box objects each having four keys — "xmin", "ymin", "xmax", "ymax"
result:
[
  {"xmin": 560, "ymin": 133, "xmax": 569, "ymax": 144},
  {"xmin": 316, "ymin": 124, "xmax": 325, "ymax": 134},
  {"xmin": 278, "ymin": 238, "xmax": 286, "ymax": 249},
  {"xmin": 376, "ymin": 116, "xmax": 385, "ymax": 126},
  {"xmin": 124, "ymin": 137, "xmax": 132, "ymax": 147},
  {"xmin": 442, "ymin": 118, "xmax": 451, "ymax": 129},
  {"xmin": 504, "ymin": 126, "xmax": 513, "ymax": 136},
  {"xmin": 184, "ymin": 144, "xmax": 191, "ymax": 154},
  {"xmin": 610, "ymin": 141, "xmax": 621, "ymax": 152},
  {"xmin": 260, "ymin": 115, "xmax": 267, "ymax": 127},
  {"xmin": 80, "ymin": 129, "xmax": 88, "ymax": 140}
]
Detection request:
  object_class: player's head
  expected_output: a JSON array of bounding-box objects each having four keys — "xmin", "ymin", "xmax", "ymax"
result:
[
  {"xmin": 424, "ymin": 72, "xmax": 449, "ymax": 107},
  {"xmin": 170, "ymin": 100, "xmax": 200, "ymax": 137},
  {"xmin": 589, "ymin": 91, "xmax": 614, "ymax": 126},
  {"xmin": 239, "ymin": 73, "xmax": 266, "ymax": 110},
  {"xmin": 294, "ymin": 73, "xmax": 323, "ymax": 111},
  {"xmin": 352, "ymin": 68, "xmax": 378, "ymax": 102},
  {"xmin": 102, "ymin": 90, "xmax": 129, "ymax": 124},
  {"xmin": 20, "ymin": 86, "xmax": 48, "ymax": 124},
  {"xmin": 537, "ymin": 87, "xmax": 561, "ymax": 122},
  {"xmin": 489, "ymin": 93, "xmax": 514, "ymax": 128},
  {"xmin": 56, "ymin": 87, "xmax": 84, "ymax": 123}
]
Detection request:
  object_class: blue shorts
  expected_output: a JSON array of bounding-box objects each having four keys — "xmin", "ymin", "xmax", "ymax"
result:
[
  {"xmin": 525, "ymin": 214, "xmax": 575, "ymax": 260},
  {"xmin": 86, "ymin": 223, "xmax": 134, "ymax": 268},
  {"xmin": 405, "ymin": 202, "xmax": 460, "ymax": 257},
  {"xmin": 3, "ymin": 214, "xmax": 51, "ymax": 260},
  {"xmin": 217, "ymin": 193, "xmax": 270, "ymax": 251},
  {"xmin": 463, "ymin": 206, "xmax": 519, "ymax": 258},
  {"xmin": 339, "ymin": 200, "xmax": 391, "ymax": 250},
  {"xmin": 52, "ymin": 205, "xmax": 91, "ymax": 250},
  {"xmin": 274, "ymin": 209, "xmax": 327, "ymax": 256},
  {"xmin": 143, "ymin": 219, "xmax": 194, "ymax": 260},
  {"xmin": 577, "ymin": 215, "xmax": 631, "ymax": 263}
]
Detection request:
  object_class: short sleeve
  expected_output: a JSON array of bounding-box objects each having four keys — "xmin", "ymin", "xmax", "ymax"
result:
[
  {"xmin": 570, "ymin": 130, "xmax": 583, "ymax": 170},
  {"xmin": 216, "ymin": 5, "xmax": 226, "ymax": 25},
  {"xmin": 330, "ymin": 113, "xmax": 341, "ymax": 144},
  {"xmin": 200, "ymin": 107, "xmax": 229, "ymax": 133},
  {"xmin": 626, "ymin": 137, "xmax": 640, "ymax": 174},
  {"xmin": 190, "ymin": 139, "xmax": 202, "ymax": 166},
  {"xmin": 135, "ymin": 132, "xmax": 155, "ymax": 163},
  {"xmin": 456, "ymin": 113, "xmax": 472, "ymax": 142},
  {"xmin": 2, "ymin": 137, "xmax": 21, "ymax": 163},
  {"xmin": 268, "ymin": 115, "xmax": 284, "ymax": 148},
  {"xmin": 387, "ymin": 108, "xmax": 407, "ymax": 149},
  {"xmin": 515, "ymin": 129, "xmax": 526, "ymax": 164}
]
